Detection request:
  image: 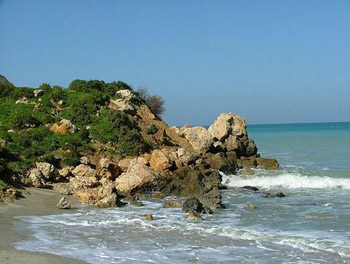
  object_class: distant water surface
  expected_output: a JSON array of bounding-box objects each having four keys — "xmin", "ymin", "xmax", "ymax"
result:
[{"xmin": 14, "ymin": 122, "xmax": 350, "ymax": 263}]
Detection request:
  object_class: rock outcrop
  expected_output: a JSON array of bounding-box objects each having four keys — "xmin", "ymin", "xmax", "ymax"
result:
[{"xmin": 50, "ymin": 119, "xmax": 76, "ymax": 135}]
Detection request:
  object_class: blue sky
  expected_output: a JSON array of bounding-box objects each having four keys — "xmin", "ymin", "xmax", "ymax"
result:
[{"xmin": 1, "ymin": 0, "xmax": 349, "ymax": 125}]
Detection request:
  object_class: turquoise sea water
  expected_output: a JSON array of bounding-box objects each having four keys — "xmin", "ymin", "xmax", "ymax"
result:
[{"xmin": 14, "ymin": 122, "xmax": 350, "ymax": 263}]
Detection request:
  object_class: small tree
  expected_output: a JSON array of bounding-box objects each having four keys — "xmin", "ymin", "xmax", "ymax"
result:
[{"xmin": 137, "ymin": 88, "xmax": 165, "ymax": 117}]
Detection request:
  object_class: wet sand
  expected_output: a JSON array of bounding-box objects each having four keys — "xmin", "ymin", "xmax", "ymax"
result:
[{"xmin": 0, "ymin": 188, "xmax": 85, "ymax": 264}]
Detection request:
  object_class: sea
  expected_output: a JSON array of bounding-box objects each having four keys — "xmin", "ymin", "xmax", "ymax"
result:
[{"xmin": 14, "ymin": 122, "xmax": 350, "ymax": 263}]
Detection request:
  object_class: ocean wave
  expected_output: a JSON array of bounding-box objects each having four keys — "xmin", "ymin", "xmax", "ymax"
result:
[{"xmin": 222, "ymin": 173, "xmax": 350, "ymax": 190}]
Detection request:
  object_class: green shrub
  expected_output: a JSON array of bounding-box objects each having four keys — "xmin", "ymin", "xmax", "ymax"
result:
[
  {"xmin": 50, "ymin": 86, "xmax": 66, "ymax": 102},
  {"xmin": 0, "ymin": 83, "xmax": 15, "ymax": 98},
  {"xmin": 12, "ymin": 87, "xmax": 35, "ymax": 99},
  {"xmin": 11, "ymin": 113, "xmax": 41, "ymax": 129},
  {"xmin": 146, "ymin": 124, "xmax": 158, "ymax": 135}
]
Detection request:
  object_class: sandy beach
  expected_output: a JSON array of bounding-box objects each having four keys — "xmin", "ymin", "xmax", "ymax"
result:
[{"xmin": 0, "ymin": 188, "xmax": 85, "ymax": 264}]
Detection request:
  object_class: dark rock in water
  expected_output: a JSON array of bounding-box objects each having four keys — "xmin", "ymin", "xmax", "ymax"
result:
[
  {"xmin": 262, "ymin": 192, "xmax": 272, "ymax": 198},
  {"xmin": 256, "ymin": 158, "xmax": 279, "ymax": 170},
  {"xmin": 161, "ymin": 168, "xmax": 225, "ymax": 211},
  {"xmin": 56, "ymin": 197, "xmax": 71, "ymax": 209},
  {"xmin": 248, "ymin": 203, "xmax": 256, "ymax": 210},
  {"xmin": 242, "ymin": 186, "xmax": 259, "ymax": 192},
  {"xmin": 276, "ymin": 191, "xmax": 286, "ymax": 197},
  {"xmin": 142, "ymin": 214, "xmax": 154, "ymax": 221},
  {"xmin": 187, "ymin": 211, "xmax": 203, "ymax": 221},
  {"xmin": 163, "ymin": 200, "xmax": 182, "ymax": 208},
  {"xmin": 182, "ymin": 197, "xmax": 204, "ymax": 214}
]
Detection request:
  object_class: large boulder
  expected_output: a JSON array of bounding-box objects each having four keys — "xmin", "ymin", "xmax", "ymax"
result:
[
  {"xmin": 56, "ymin": 197, "xmax": 71, "ymax": 209},
  {"xmin": 182, "ymin": 127, "xmax": 214, "ymax": 153},
  {"xmin": 109, "ymin": 89, "xmax": 135, "ymax": 113},
  {"xmin": 208, "ymin": 112, "xmax": 247, "ymax": 140},
  {"xmin": 28, "ymin": 168, "xmax": 45, "ymax": 187},
  {"xmin": 50, "ymin": 119, "xmax": 76, "ymax": 135},
  {"xmin": 72, "ymin": 164, "xmax": 97, "ymax": 178},
  {"xmin": 115, "ymin": 160, "xmax": 159, "ymax": 195},
  {"xmin": 150, "ymin": 149, "xmax": 173, "ymax": 174},
  {"xmin": 35, "ymin": 162, "xmax": 57, "ymax": 179}
]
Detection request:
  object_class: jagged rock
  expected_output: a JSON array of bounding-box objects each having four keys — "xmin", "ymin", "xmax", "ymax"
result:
[
  {"xmin": 245, "ymin": 139, "xmax": 258, "ymax": 157},
  {"xmin": 177, "ymin": 148, "xmax": 197, "ymax": 165},
  {"xmin": 256, "ymin": 158, "xmax": 279, "ymax": 170},
  {"xmin": 205, "ymin": 152, "xmax": 235, "ymax": 174},
  {"xmin": 208, "ymin": 112, "xmax": 247, "ymax": 140},
  {"xmin": 109, "ymin": 89, "xmax": 135, "ymax": 113},
  {"xmin": 150, "ymin": 149, "xmax": 173, "ymax": 174},
  {"xmin": 50, "ymin": 119, "xmax": 76, "ymax": 135},
  {"xmin": 182, "ymin": 127, "xmax": 214, "ymax": 153},
  {"xmin": 58, "ymin": 167, "xmax": 74, "ymax": 178},
  {"xmin": 75, "ymin": 190, "xmax": 97, "ymax": 204},
  {"xmin": 99, "ymin": 158, "xmax": 110, "ymax": 169},
  {"xmin": 56, "ymin": 197, "xmax": 71, "ymax": 209},
  {"xmin": 72, "ymin": 164, "xmax": 97, "ymax": 178},
  {"xmin": 35, "ymin": 162, "xmax": 56, "ymax": 179},
  {"xmin": 137, "ymin": 157, "xmax": 148, "ymax": 166},
  {"xmin": 97, "ymin": 193, "xmax": 119, "ymax": 208},
  {"xmin": 80, "ymin": 156, "xmax": 89, "ymax": 165},
  {"xmin": 53, "ymin": 183, "xmax": 73, "ymax": 195},
  {"xmin": 115, "ymin": 161, "xmax": 159, "ymax": 195},
  {"xmin": 99, "ymin": 168, "xmax": 114, "ymax": 180},
  {"xmin": 182, "ymin": 197, "xmax": 204, "ymax": 214},
  {"xmin": 118, "ymin": 157, "xmax": 134, "ymax": 172},
  {"xmin": 69, "ymin": 176, "xmax": 99, "ymax": 189},
  {"xmin": 163, "ymin": 200, "xmax": 182, "ymax": 208},
  {"xmin": 28, "ymin": 168, "xmax": 45, "ymax": 187}
]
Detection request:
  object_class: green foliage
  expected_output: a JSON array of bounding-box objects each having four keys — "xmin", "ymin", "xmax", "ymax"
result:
[
  {"xmin": 137, "ymin": 88, "xmax": 165, "ymax": 116},
  {"xmin": 92, "ymin": 109, "xmax": 144, "ymax": 155},
  {"xmin": 12, "ymin": 87, "xmax": 35, "ymax": 99},
  {"xmin": 146, "ymin": 124, "xmax": 158, "ymax": 135},
  {"xmin": 50, "ymin": 85, "xmax": 66, "ymax": 102},
  {"xmin": 38, "ymin": 83, "xmax": 52, "ymax": 93},
  {"xmin": 10, "ymin": 112, "xmax": 41, "ymax": 129},
  {"xmin": 0, "ymin": 83, "xmax": 15, "ymax": 98}
]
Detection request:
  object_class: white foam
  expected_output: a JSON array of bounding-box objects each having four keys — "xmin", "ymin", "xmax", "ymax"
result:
[{"xmin": 223, "ymin": 173, "xmax": 350, "ymax": 190}]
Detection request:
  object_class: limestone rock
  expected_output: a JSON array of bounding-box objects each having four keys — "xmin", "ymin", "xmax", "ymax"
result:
[
  {"xmin": 182, "ymin": 127, "xmax": 214, "ymax": 153},
  {"xmin": 80, "ymin": 156, "xmax": 89, "ymax": 165},
  {"xmin": 56, "ymin": 197, "xmax": 71, "ymax": 209},
  {"xmin": 115, "ymin": 161, "xmax": 159, "ymax": 195},
  {"xmin": 150, "ymin": 149, "xmax": 173, "ymax": 174},
  {"xmin": 109, "ymin": 89, "xmax": 135, "ymax": 113},
  {"xmin": 276, "ymin": 191, "xmax": 286, "ymax": 197},
  {"xmin": 58, "ymin": 167, "xmax": 74, "ymax": 178},
  {"xmin": 28, "ymin": 168, "xmax": 45, "ymax": 187},
  {"xmin": 99, "ymin": 158, "xmax": 110, "ymax": 169},
  {"xmin": 118, "ymin": 157, "xmax": 134, "ymax": 172},
  {"xmin": 97, "ymin": 193, "xmax": 119, "ymax": 208},
  {"xmin": 72, "ymin": 164, "xmax": 97, "ymax": 178},
  {"xmin": 33, "ymin": 89, "xmax": 43, "ymax": 97},
  {"xmin": 144, "ymin": 214, "xmax": 154, "ymax": 221},
  {"xmin": 50, "ymin": 119, "xmax": 76, "ymax": 135},
  {"xmin": 35, "ymin": 162, "xmax": 56, "ymax": 179},
  {"xmin": 208, "ymin": 112, "xmax": 247, "ymax": 140},
  {"xmin": 0, "ymin": 138, "xmax": 6, "ymax": 147},
  {"xmin": 69, "ymin": 176, "xmax": 99, "ymax": 189}
]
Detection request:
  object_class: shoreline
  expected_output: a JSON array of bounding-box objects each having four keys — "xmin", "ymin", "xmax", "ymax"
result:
[{"xmin": 0, "ymin": 187, "xmax": 85, "ymax": 264}]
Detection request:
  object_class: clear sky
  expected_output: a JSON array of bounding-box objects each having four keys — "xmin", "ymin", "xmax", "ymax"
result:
[{"xmin": 0, "ymin": 0, "xmax": 349, "ymax": 126}]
